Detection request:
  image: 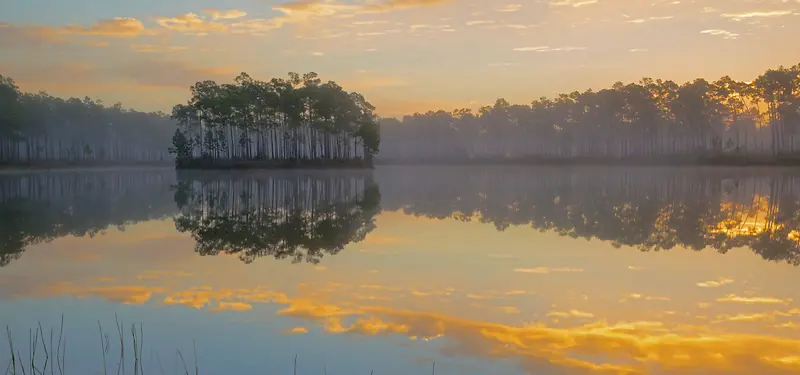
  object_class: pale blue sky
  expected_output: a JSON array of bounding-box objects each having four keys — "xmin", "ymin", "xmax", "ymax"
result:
[{"xmin": 1, "ymin": 0, "xmax": 799, "ymax": 117}]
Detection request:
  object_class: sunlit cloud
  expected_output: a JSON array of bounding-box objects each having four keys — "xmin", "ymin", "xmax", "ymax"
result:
[
  {"xmin": 284, "ymin": 327, "xmax": 309, "ymax": 334},
  {"xmin": 513, "ymin": 267, "xmax": 584, "ymax": 274},
  {"xmin": 85, "ymin": 41, "xmax": 110, "ymax": 47},
  {"xmin": 130, "ymin": 44, "xmax": 189, "ymax": 53},
  {"xmin": 154, "ymin": 13, "xmax": 227, "ymax": 35},
  {"xmin": 202, "ymin": 9, "xmax": 248, "ymax": 20},
  {"xmin": 700, "ymin": 29, "xmax": 739, "ymax": 39},
  {"xmin": 497, "ymin": 306, "xmax": 520, "ymax": 314},
  {"xmin": 136, "ymin": 270, "xmax": 192, "ymax": 279},
  {"xmin": 62, "ymin": 17, "xmax": 158, "ymax": 37},
  {"xmin": 626, "ymin": 16, "xmax": 674, "ymax": 23},
  {"xmin": 550, "ymin": 0, "xmax": 598, "ymax": 7},
  {"xmin": 513, "ymin": 46, "xmax": 587, "ymax": 52},
  {"xmin": 628, "ymin": 48, "xmax": 648, "ymax": 52},
  {"xmin": 717, "ymin": 294, "xmax": 792, "ymax": 305},
  {"xmin": 697, "ymin": 278, "xmax": 735, "ymax": 288},
  {"xmin": 621, "ymin": 293, "xmax": 670, "ymax": 302},
  {"xmin": 714, "ymin": 312, "xmax": 776, "ymax": 323},
  {"xmin": 721, "ymin": 10, "xmax": 793, "ymax": 20},
  {"xmin": 495, "ymin": 4, "xmax": 522, "ymax": 12},
  {"xmin": 465, "ymin": 20, "xmax": 495, "ymax": 26},
  {"xmin": 547, "ymin": 309, "xmax": 595, "ymax": 319},
  {"xmin": 209, "ymin": 301, "xmax": 253, "ymax": 312}
]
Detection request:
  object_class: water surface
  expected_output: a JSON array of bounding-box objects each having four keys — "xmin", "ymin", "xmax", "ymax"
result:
[{"xmin": 2, "ymin": 166, "xmax": 800, "ymax": 375}]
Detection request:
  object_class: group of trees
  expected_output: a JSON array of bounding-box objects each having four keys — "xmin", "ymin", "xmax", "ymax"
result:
[
  {"xmin": 0, "ymin": 75, "xmax": 174, "ymax": 165},
  {"xmin": 380, "ymin": 64, "xmax": 800, "ymax": 161},
  {"xmin": 169, "ymin": 72, "xmax": 381, "ymax": 168},
  {"xmin": 172, "ymin": 172, "xmax": 381, "ymax": 263},
  {"xmin": 376, "ymin": 167, "xmax": 800, "ymax": 265}
]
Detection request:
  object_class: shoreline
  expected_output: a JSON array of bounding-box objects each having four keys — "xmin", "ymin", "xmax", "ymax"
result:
[
  {"xmin": 0, "ymin": 161, "xmax": 173, "ymax": 171},
  {"xmin": 174, "ymin": 158, "xmax": 374, "ymax": 170},
  {"xmin": 375, "ymin": 155, "xmax": 800, "ymax": 167}
]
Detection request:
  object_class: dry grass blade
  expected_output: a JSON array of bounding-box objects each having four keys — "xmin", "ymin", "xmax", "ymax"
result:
[
  {"xmin": 6, "ymin": 327, "xmax": 15, "ymax": 375},
  {"xmin": 114, "ymin": 315, "xmax": 123, "ymax": 375},
  {"xmin": 56, "ymin": 316, "xmax": 63, "ymax": 375},
  {"xmin": 37, "ymin": 322, "xmax": 48, "ymax": 375},
  {"xmin": 98, "ymin": 322, "xmax": 107, "ymax": 375},
  {"xmin": 192, "ymin": 340, "xmax": 197, "ymax": 375},
  {"xmin": 176, "ymin": 350, "xmax": 189, "ymax": 375}
]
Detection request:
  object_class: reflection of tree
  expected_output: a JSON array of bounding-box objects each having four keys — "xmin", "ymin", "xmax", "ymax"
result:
[
  {"xmin": 172, "ymin": 172, "xmax": 381, "ymax": 264},
  {"xmin": 0, "ymin": 171, "xmax": 178, "ymax": 267},
  {"xmin": 376, "ymin": 167, "xmax": 800, "ymax": 265}
]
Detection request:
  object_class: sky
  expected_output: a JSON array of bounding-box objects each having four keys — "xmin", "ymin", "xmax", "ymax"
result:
[
  {"xmin": 1, "ymin": 0, "xmax": 799, "ymax": 118},
  {"xmin": 4, "ymin": 210, "xmax": 800, "ymax": 374}
]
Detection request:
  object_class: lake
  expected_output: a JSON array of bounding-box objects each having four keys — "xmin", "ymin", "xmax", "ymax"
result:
[{"xmin": 2, "ymin": 166, "xmax": 800, "ymax": 375}]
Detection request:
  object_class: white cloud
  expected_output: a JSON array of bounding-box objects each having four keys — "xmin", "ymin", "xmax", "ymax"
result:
[
  {"xmin": 496, "ymin": 4, "xmax": 522, "ymax": 12},
  {"xmin": 700, "ymin": 29, "xmax": 739, "ymax": 39},
  {"xmin": 550, "ymin": 0, "xmax": 598, "ymax": 7},
  {"xmin": 721, "ymin": 10, "xmax": 792, "ymax": 20},
  {"xmin": 513, "ymin": 46, "xmax": 586, "ymax": 52}
]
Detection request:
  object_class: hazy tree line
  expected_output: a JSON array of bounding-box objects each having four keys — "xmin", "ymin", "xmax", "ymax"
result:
[
  {"xmin": 169, "ymin": 72, "xmax": 381, "ymax": 168},
  {"xmin": 375, "ymin": 166, "xmax": 800, "ymax": 265},
  {"xmin": 173, "ymin": 172, "xmax": 381, "ymax": 263},
  {"xmin": 0, "ymin": 75, "xmax": 174, "ymax": 165},
  {"xmin": 379, "ymin": 64, "xmax": 800, "ymax": 161},
  {"xmin": 0, "ymin": 170, "xmax": 177, "ymax": 266}
]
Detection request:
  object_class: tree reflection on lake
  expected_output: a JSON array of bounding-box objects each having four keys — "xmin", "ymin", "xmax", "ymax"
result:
[
  {"xmin": 172, "ymin": 171, "xmax": 381, "ymax": 264},
  {"xmin": 1, "ymin": 167, "xmax": 800, "ymax": 267}
]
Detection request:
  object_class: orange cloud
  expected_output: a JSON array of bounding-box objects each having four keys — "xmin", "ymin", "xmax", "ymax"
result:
[
  {"xmin": 154, "ymin": 13, "xmax": 227, "ymax": 35},
  {"xmin": 130, "ymin": 44, "xmax": 189, "ymax": 53},
  {"xmin": 202, "ymin": 9, "xmax": 248, "ymax": 20},
  {"xmin": 209, "ymin": 301, "xmax": 253, "ymax": 312},
  {"xmin": 284, "ymin": 327, "xmax": 309, "ymax": 334},
  {"xmin": 514, "ymin": 267, "xmax": 584, "ymax": 274},
  {"xmin": 717, "ymin": 294, "xmax": 792, "ymax": 305},
  {"xmin": 62, "ymin": 18, "xmax": 158, "ymax": 37}
]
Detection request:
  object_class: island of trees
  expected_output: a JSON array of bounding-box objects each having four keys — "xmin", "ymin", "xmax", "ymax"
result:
[
  {"xmin": 0, "ymin": 75, "xmax": 174, "ymax": 167},
  {"xmin": 168, "ymin": 72, "xmax": 381, "ymax": 170},
  {"xmin": 379, "ymin": 63, "xmax": 800, "ymax": 165}
]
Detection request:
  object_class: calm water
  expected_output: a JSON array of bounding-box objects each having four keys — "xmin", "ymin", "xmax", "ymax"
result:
[{"xmin": 2, "ymin": 166, "xmax": 800, "ymax": 375}]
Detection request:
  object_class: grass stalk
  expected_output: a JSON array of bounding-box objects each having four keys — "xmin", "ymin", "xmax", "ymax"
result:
[
  {"xmin": 176, "ymin": 350, "xmax": 188, "ymax": 375},
  {"xmin": 6, "ymin": 327, "xmax": 16, "ymax": 375},
  {"xmin": 98, "ymin": 321, "xmax": 107, "ymax": 375}
]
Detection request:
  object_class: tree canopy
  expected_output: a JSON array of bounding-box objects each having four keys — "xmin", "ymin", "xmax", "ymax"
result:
[
  {"xmin": 380, "ymin": 64, "xmax": 800, "ymax": 161},
  {"xmin": 0, "ymin": 75, "xmax": 174, "ymax": 165},
  {"xmin": 169, "ymin": 72, "xmax": 381, "ymax": 168}
]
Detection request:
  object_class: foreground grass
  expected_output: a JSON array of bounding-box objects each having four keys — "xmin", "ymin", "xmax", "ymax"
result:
[
  {"xmin": 4, "ymin": 316, "xmax": 438, "ymax": 375},
  {"xmin": 4, "ymin": 315, "xmax": 194, "ymax": 375}
]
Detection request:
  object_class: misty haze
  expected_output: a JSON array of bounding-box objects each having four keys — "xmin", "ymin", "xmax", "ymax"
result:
[{"xmin": 2, "ymin": 0, "xmax": 800, "ymax": 374}]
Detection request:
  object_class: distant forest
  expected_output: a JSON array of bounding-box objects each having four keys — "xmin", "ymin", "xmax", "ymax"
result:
[
  {"xmin": 380, "ymin": 64, "xmax": 800, "ymax": 162},
  {"xmin": 169, "ymin": 72, "xmax": 381, "ymax": 169},
  {"xmin": 2, "ymin": 63, "xmax": 800, "ymax": 168},
  {"xmin": 0, "ymin": 75, "xmax": 173, "ymax": 166}
]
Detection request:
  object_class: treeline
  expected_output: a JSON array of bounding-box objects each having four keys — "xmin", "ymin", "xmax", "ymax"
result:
[
  {"xmin": 0, "ymin": 170, "xmax": 177, "ymax": 267},
  {"xmin": 173, "ymin": 172, "xmax": 381, "ymax": 263},
  {"xmin": 0, "ymin": 75, "xmax": 174, "ymax": 166},
  {"xmin": 376, "ymin": 166, "xmax": 800, "ymax": 265},
  {"xmin": 379, "ymin": 64, "xmax": 800, "ymax": 162},
  {"xmin": 169, "ymin": 72, "xmax": 381, "ymax": 169}
]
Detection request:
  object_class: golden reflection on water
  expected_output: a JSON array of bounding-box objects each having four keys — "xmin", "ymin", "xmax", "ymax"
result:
[
  {"xmin": 3, "ymin": 168, "xmax": 800, "ymax": 374},
  {"xmin": 1, "ymin": 211, "xmax": 800, "ymax": 374}
]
